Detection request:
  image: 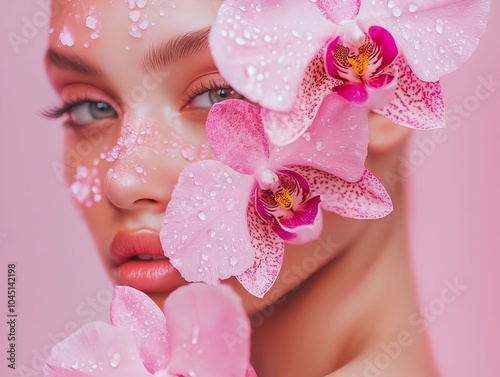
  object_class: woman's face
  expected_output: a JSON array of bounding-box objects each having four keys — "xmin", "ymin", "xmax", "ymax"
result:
[{"xmin": 46, "ymin": 0, "xmax": 361, "ymax": 312}]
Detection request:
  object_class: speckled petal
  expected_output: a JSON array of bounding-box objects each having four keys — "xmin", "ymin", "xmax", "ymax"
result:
[
  {"xmin": 43, "ymin": 322, "xmax": 150, "ymax": 377},
  {"xmin": 210, "ymin": 0, "xmax": 339, "ymax": 111},
  {"xmin": 237, "ymin": 201, "xmax": 284, "ymax": 298},
  {"xmin": 292, "ymin": 166, "xmax": 393, "ymax": 219},
  {"xmin": 272, "ymin": 93, "xmax": 368, "ymax": 183},
  {"xmin": 207, "ymin": 100, "xmax": 269, "ymax": 175},
  {"xmin": 316, "ymin": 0, "xmax": 361, "ymax": 23},
  {"xmin": 160, "ymin": 161, "xmax": 255, "ymax": 285},
  {"xmin": 377, "ymin": 55, "xmax": 444, "ymax": 129},
  {"xmin": 359, "ymin": 0, "xmax": 490, "ymax": 81},
  {"xmin": 164, "ymin": 284, "xmax": 250, "ymax": 377},
  {"xmin": 110, "ymin": 286, "xmax": 170, "ymax": 374},
  {"xmin": 261, "ymin": 52, "xmax": 343, "ymax": 146}
]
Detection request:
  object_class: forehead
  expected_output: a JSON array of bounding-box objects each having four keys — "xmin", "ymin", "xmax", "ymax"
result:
[{"xmin": 48, "ymin": 0, "xmax": 221, "ymax": 56}]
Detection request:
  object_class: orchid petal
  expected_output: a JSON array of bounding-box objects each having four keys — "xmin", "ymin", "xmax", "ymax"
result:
[
  {"xmin": 377, "ymin": 55, "xmax": 444, "ymax": 129},
  {"xmin": 358, "ymin": 0, "xmax": 490, "ymax": 81},
  {"xmin": 261, "ymin": 52, "xmax": 343, "ymax": 146},
  {"xmin": 293, "ymin": 166, "xmax": 393, "ymax": 219},
  {"xmin": 160, "ymin": 161, "xmax": 255, "ymax": 285},
  {"xmin": 43, "ymin": 322, "xmax": 150, "ymax": 377},
  {"xmin": 333, "ymin": 82, "xmax": 368, "ymax": 103},
  {"xmin": 164, "ymin": 284, "xmax": 250, "ymax": 377},
  {"xmin": 246, "ymin": 365, "xmax": 259, "ymax": 377},
  {"xmin": 316, "ymin": 0, "xmax": 361, "ymax": 24},
  {"xmin": 210, "ymin": 0, "xmax": 338, "ymax": 111},
  {"xmin": 110, "ymin": 286, "xmax": 170, "ymax": 374},
  {"xmin": 237, "ymin": 201, "xmax": 284, "ymax": 298},
  {"xmin": 368, "ymin": 25, "xmax": 398, "ymax": 72},
  {"xmin": 363, "ymin": 74, "xmax": 397, "ymax": 110},
  {"xmin": 274, "ymin": 195, "xmax": 324, "ymax": 244},
  {"xmin": 207, "ymin": 100, "xmax": 269, "ymax": 175},
  {"xmin": 272, "ymin": 93, "xmax": 368, "ymax": 183}
]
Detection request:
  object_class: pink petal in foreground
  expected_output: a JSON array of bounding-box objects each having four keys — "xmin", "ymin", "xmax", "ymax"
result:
[
  {"xmin": 207, "ymin": 100, "xmax": 269, "ymax": 175},
  {"xmin": 377, "ymin": 55, "xmax": 444, "ymax": 130},
  {"xmin": 110, "ymin": 286, "xmax": 170, "ymax": 374},
  {"xmin": 359, "ymin": 0, "xmax": 491, "ymax": 81},
  {"xmin": 272, "ymin": 93, "xmax": 368, "ymax": 183},
  {"xmin": 261, "ymin": 52, "xmax": 343, "ymax": 146},
  {"xmin": 294, "ymin": 166, "xmax": 393, "ymax": 219},
  {"xmin": 210, "ymin": 0, "xmax": 338, "ymax": 111},
  {"xmin": 237, "ymin": 202, "xmax": 284, "ymax": 298},
  {"xmin": 43, "ymin": 322, "xmax": 150, "ymax": 377},
  {"xmin": 160, "ymin": 161, "xmax": 255, "ymax": 285},
  {"xmin": 164, "ymin": 284, "xmax": 251, "ymax": 377}
]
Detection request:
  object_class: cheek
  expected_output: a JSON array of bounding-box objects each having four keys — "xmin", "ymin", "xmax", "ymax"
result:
[{"xmin": 63, "ymin": 123, "xmax": 119, "ymax": 208}]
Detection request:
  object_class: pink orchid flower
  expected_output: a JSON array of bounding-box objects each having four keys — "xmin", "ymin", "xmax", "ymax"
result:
[
  {"xmin": 160, "ymin": 97, "xmax": 393, "ymax": 297},
  {"xmin": 210, "ymin": 0, "xmax": 490, "ymax": 144},
  {"xmin": 44, "ymin": 284, "xmax": 256, "ymax": 377}
]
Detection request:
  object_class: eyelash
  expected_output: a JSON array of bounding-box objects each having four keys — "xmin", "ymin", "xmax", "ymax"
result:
[
  {"xmin": 42, "ymin": 96, "xmax": 97, "ymax": 119},
  {"xmin": 185, "ymin": 79, "xmax": 233, "ymax": 104}
]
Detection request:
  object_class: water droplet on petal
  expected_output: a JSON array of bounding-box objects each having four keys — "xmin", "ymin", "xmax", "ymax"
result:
[
  {"xmin": 316, "ymin": 141, "xmax": 325, "ymax": 151},
  {"xmin": 435, "ymin": 19, "xmax": 444, "ymax": 34},
  {"xmin": 408, "ymin": 3, "xmax": 418, "ymax": 12},
  {"xmin": 198, "ymin": 211, "xmax": 206, "ymax": 221},
  {"xmin": 109, "ymin": 353, "xmax": 121, "ymax": 368},
  {"xmin": 225, "ymin": 198, "xmax": 235, "ymax": 211},
  {"xmin": 230, "ymin": 256, "xmax": 238, "ymax": 266}
]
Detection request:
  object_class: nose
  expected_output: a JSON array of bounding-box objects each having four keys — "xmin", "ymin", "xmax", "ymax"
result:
[{"xmin": 104, "ymin": 145, "xmax": 181, "ymax": 213}]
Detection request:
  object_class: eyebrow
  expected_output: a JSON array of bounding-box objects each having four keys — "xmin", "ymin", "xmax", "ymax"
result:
[
  {"xmin": 45, "ymin": 48, "xmax": 102, "ymax": 76},
  {"xmin": 142, "ymin": 27, "xmax": 211, "ymax": 73}
]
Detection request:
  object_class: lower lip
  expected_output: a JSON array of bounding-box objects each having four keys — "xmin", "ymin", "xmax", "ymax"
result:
[{"xmin": 114, "ymin": 259, "xmax": 187, "ymax": 293}]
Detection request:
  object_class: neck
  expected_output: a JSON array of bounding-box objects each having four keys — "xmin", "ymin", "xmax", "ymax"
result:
[{"xmin": 250, "ymin": 185, "xmax": 437, "ymax": 377}]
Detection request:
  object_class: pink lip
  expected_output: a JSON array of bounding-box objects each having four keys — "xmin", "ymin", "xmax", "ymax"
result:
[{"xmin": 109, "ymin": 229, "xmax": 186, "ymax": 293}]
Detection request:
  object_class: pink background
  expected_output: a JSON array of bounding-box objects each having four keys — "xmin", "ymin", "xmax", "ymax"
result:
[{"xmin": 1, "ymin": 1, "xmax": 499, "ymax": 376}]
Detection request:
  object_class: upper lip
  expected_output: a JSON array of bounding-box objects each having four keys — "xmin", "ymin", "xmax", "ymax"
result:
[{"xmin": 109, "ymin": 229, "xmax": 166, "ymax": 266}]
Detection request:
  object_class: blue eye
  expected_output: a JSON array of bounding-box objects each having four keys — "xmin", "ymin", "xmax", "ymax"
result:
[
  {"xmin": 187, "ymin": 84, "xmax": 244, "ymax": 109},
  {"xmin": 69, "ymin": 102, "xmax": 117, "ymax": 123}
]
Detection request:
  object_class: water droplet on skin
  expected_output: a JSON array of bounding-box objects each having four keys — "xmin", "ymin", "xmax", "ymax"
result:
[
  {"xmin": 59, "ymin": 25, "xmax": 75, "ymax": 47},
  {"xmin": 129, "ymin": 10, "xmax": 140, "ymax": 22},
  {"xmin": 109, "ymin": 353, "xmax": 121, "ymax": 368},
  {"xmin": 198, "ymin": 212, "xmax": 206, "ymax": 221},
  {"xmin": 135, "ymin": 0, "xmax": 149, "ymax": 8},
  {"xmin": 180, "ymin": 144, "xmax": 197, "ymax": 161},
  {"xmin": 129, "ymin": 24, "xmax": 142, "ymax": 38},
  {"xmin": 85, "ymin": 15, "xmax": 98, "ymax": 29},
  {"xmin": 90, "ymin": 32, "xmax": 99, "ymax": 40},
  {"xmin": 138, "ymin": 19, "xmax": 149, "ymax": 30},
  {"xmin": 230, "ymin": 256, "xmax": 238, "ymax": 266},
  {"xmin": 135, "ymin": 165, "xmax": 144, "ymax": 174}
]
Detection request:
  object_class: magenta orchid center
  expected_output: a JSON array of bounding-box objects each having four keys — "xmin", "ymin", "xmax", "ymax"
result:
[
  {"xmin": 254, "ymin": 168, "xmax": 322, "ymax": 242},
  {"xmin": 324, "ymin": 25, "xmax": 398, "ymax": 103}
]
